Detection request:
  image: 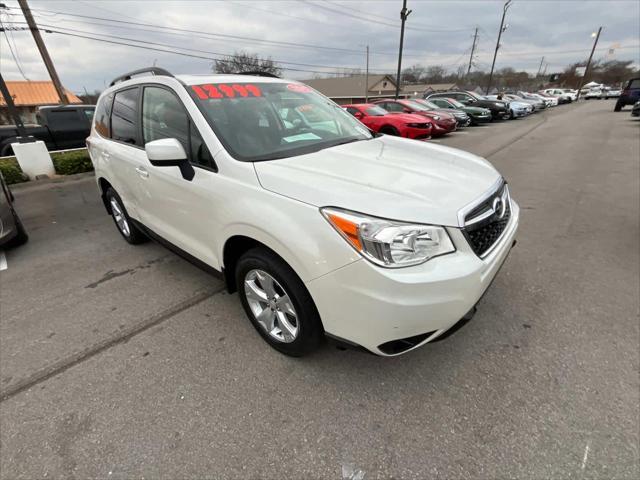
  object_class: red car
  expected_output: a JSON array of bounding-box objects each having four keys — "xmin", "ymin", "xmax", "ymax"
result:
[
  {"xmin": 373, "ymin": 99, "xmax": 457, "ymax": 136},
  {"xmin": 343, "ymin": 104, "xmax": 433, "ymax": 139}
]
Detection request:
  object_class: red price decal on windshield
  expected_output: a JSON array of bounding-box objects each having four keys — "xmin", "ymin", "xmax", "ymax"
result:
[{"xmin": 191, "ymin": 84, "xmax": 262, "ymax": 99}]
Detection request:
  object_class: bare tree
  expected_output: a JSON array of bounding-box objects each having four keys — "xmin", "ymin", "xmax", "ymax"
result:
[
  {"xmin": 213, "ymin": 51, "xmax": 283, "ymax": 76},
  {"xmin": 402, "ymin": 64, "xmax": 426, "ymax": 84}
]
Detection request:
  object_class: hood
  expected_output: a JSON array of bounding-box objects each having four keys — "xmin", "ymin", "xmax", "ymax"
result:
[
  {"xmin": 476, "ymin": 99, "xmax": 508, "ymax": 109},
  {"xmin": 254, "ymin": 135, "xmax": 501, "ymax": 227},
  {"xmin": 465, "ymin": 106, "xmax": 491, "ymax": 114},
  {"xmin": 509, "ymin": 101, "xmax": 530, "ymax": 109},
  {"xmin": 422, "ymin": 110, "xmax": 455, "ymax": 120}
]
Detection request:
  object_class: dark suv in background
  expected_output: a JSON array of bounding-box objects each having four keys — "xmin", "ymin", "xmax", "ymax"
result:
[
  {"xmin": 426, "ymin": 91, "xmax": 510, "ymax": 121},
  {"xmin": 614, "ymin": 78, "xmax": 640, "ymax": 111}
]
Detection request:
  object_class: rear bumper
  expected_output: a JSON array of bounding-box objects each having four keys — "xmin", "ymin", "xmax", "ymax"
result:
[{"xmin": 307, "ymin": 201, "xmax": 520, "ymax": 356}]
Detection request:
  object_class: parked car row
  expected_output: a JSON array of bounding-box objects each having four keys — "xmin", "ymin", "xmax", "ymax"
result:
[{"xmin": 342, "ymin": 88, "xmax": 573, "ymax": 141}]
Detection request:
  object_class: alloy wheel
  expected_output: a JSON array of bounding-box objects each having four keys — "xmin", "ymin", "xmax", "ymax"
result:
[
  {"xmin": 243, "ymin": 269, "xmax": 299, "ymax": 343},
  {"xmin": 110, "ymin": 197, "xmax": 130, "ymax": 237}
]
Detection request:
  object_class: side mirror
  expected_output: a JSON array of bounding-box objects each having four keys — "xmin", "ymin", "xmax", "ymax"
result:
[
  {"xmin": 354, "ymin": 111, "xmax": 364, "ymax": 119},
  {"xmin": 145, "ymin": 138, "xmax": 195, "ymax": 181}
]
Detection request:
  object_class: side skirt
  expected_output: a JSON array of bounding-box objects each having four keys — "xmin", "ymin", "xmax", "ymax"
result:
[{"xmin": 130, "ymin": 219, "xmax": 225, "ymax": 282}]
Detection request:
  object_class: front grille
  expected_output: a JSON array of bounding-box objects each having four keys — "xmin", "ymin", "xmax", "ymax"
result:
[{"xmin": 462, "ymin": 182, "xmax": 511, "ymax": 257}]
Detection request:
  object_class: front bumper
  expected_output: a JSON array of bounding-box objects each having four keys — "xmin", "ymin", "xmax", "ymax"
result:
[
  {"xmin": 307, "ymin": 200, "xmax": 520, "ymax": 356},
  {"xmin": 471, "ymin": 113, "xmax": 492, "ymax": 123},
  {"xmin": 512, "ymin": 109, "xmax": 528, "ymax": 118},
  {"xmin": 404, "ymin": 126, "xmax": 432, "ymax": 140}
]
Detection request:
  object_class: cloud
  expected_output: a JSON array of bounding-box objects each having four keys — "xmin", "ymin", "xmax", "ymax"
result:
[{"xmin": 1, "ymin": 0, "xmax": 638, "ymax": 93}]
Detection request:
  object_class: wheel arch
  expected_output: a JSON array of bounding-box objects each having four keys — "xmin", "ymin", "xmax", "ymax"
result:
[
  {"xmin": 97, "ymin": 177, "xmax": 113, "ymax": 214},
  {"xmin": 221, "ymin": 231, "xmax": 311, "ymax": 293}
]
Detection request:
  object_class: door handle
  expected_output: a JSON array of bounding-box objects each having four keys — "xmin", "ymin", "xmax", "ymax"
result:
[{"xmin": 135, "ymin": 166, "xmax": 149, "ymax": 178}]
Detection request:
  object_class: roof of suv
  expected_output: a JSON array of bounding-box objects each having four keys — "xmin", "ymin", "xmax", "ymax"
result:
[{"xmin": 175, "ymin": 74, "xmax": 291, "ymax": 86}]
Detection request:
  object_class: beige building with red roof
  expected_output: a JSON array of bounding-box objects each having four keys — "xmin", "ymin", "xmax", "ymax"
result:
[{"xmin": 0, "ymin": 81, "xmax": 82, "ymax": 125}]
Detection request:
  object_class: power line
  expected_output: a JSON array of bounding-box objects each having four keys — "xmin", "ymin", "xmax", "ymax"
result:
[
  {"xmin": 0, "ymin": 20, "xmax": 30, "ymax": 80},
  {"xmin": 6, "ymin": 21, "xmax": 392, "ymax": 74},
  {"xmin": 6, "ymin": 25, "xmax": 374, "ymax": 76},
  {"xmin": 304, "ymin": 0, "xmax": 473, "ymax": 33},
  {"xmin": 10, "ymin": 5, "xmax": 423, "ymax": 58}
]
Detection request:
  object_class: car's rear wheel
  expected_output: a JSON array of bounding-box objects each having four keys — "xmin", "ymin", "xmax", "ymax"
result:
[
  {"xmin": 235, "ymin": 247, "xmax": 323, "ymax": 356},
  {"xmin": 105, "ymin": 187, "xmax": 147, "ymax": 244},
  {"xmin": 4, "ymin": 209, "xmax": 28, "ymax": 248}
]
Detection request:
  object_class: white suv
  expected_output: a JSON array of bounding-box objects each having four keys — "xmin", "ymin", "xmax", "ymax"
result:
[{"xmin": 87, "ymin": 68, "xmax": 519, "ymax": 357}]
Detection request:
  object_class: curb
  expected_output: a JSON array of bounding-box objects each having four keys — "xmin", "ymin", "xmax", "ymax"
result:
[{"xmin": 10, "ymin": 171, "xmax": 95, "ymax": 191}]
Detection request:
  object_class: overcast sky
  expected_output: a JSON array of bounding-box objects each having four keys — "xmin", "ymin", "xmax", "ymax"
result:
[{"xmin": 1, "ymin": 0, "xmax": 639, "ymax": 93}]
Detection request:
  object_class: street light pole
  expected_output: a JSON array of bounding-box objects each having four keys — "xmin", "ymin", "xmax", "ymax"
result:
[
  {"xmin": 486, "ymin": 0, "xmax": 512, "ymax": 94},
  {"xmin": 394, "ymin": 0, "xmax": 411, "ymax": 99},
  {"xmin": 576, "ymin": 27, "xmax": 603, "ymax": 100}
]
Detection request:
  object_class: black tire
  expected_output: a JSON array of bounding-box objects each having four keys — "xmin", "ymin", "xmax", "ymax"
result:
[
  {"xmin": 380, "ymin": 126, "xmax": 400, "ymax": 136},
  {"xmin": 105, "ymin": 187, "xmax": 148, "ymax": 244},
  {"xmin": 4, "ymin": 209, "xmax": 28, "ymax": 248},
  {"xmin": 0, "ymin": 143, "xmax": 15, "ymax": 157},
  {"xmin": 614, "ymin": 100, "xmax": 623, "ymax": 112},
  {"xmin": 235, "ymin": 247, "xmax": 324, "ymax": 356}
]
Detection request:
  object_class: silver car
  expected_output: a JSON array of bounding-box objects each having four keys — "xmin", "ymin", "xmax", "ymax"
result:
[{"xmin": 0, "ymin": 172, "xmax": 28, "ymax": 249}]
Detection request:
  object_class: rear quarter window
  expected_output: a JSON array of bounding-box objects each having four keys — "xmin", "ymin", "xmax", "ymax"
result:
[{"xmin": 94, "ymin": 93, "xmax": 114, "ymax": 138}]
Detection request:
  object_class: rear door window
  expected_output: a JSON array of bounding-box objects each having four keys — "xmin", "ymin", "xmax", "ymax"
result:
[
  {"xmin": 111, "ymin": 88, "xmax": 140, "ymax": 145},
  {"xmin": 628, "ymin": 79, "xmax": 640, "ymax": 89}
]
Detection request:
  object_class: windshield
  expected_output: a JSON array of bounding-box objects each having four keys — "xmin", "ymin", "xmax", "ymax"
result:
[
  {"xmin": 415, "ymin": 99, "xmax": 440, "ymax": 109},
  {"xmin": 189, "ymin": 82, "xmax": 372, "ymax": 161},
  {"xmin": 365, "ymin": 105, "xmax": 388, "ymax": 116},
  {"xmin": 447, "ymin": 98, "xmax": 466, "ymax": 108},
  {"xmin": 402, "ymin": 100, "xmax": 430, "ymax": 111}
]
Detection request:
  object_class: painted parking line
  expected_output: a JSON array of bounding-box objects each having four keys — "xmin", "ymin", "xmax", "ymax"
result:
[{"xmin": 0, "ymin": 252, "xmax": 7, "ymax": 271}]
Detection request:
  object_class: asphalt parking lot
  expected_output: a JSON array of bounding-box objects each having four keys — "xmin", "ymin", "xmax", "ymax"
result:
[{"xmin": 1, "ymin": 100, "xmax": 638, "ymax": 479}]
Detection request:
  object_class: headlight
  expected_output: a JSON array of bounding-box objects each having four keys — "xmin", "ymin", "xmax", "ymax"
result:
[
  {"xmin": 431, "ymin": 115, "xmax": 441, "ymax": 120},
  {"xmin": 494, "ymin": 102, "xmax": 504, "ymax": 107},
  {"xmin": 406, "ymin": 122, "xmax": 430, "ymax": 128},
  {"xmin": 321, "ymin": 208, "xmax": 455, "ymax": 268}
]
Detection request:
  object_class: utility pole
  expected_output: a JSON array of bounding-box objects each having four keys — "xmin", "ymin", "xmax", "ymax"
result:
[
  {"xmin": 486, "ymin": 0, "xmax": 513, "ymax": 94},
  {"xmin": 365, "ymin": 45, "xmax": 369, "ymax": 102},
  {"xmin": 536, "ymin": 56, "xmax": 545, "ymax": 77},
  {"xmin": 0, "ymin": 73, "xmax": 31, "ymax": 138},
  {"xmin": 17, "ymin": 0, "xmax": 69, "ymax": 104},
  {"xmin": 467, "ymin": 27, "xmax": 479, "ymax": 77},
  {"xmin": 394, "ymin": 0, "xmax": 411, "ymax": 99},
  {"xmin": 576, "ymin": 27, "xmax": 603, "ymax": 100}
]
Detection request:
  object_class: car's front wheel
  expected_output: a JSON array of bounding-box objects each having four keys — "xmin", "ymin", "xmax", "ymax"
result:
[
  {"xmin": 235, "ymin": 247, "xmax": 323, "ymax": 356},
  {"xmin": 614, "ymin": 100, "xmax": 623, "ymax": 112},
  {"xmin": 105, "ymin": 187, "xmax": 147, "ymax": 244}
]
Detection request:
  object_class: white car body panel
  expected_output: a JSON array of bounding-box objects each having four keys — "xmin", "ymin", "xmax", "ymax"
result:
[{"xmin": 88, "ymin": 73, "xmax": 519, "ymax": 356}]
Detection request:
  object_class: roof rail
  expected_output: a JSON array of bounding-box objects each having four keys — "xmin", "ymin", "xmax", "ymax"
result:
[
  {"xmin": 236, "ymin": 71, "xmax": 280, "ymax": 78},
  {"xmin": 109, "ymin": 67, "xmax": 174, "ymax": 87}
]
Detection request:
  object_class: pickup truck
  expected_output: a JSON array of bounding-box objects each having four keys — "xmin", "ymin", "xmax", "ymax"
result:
[{"xmin": 0, "ymin": 105, "xmax": 95, "ymax": 156}]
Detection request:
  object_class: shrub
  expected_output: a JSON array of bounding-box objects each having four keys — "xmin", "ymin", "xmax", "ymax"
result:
[
  {"xmin": 51, "ymin": 150, "xmax": 94, "ymax": 175},
  {"xmin": 0, "ymin": 149, "xmax": 94, "ymax": 184},
  {"xmin": 0, "ymin": 158, "xmax": 28, "ymax": 185}
]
